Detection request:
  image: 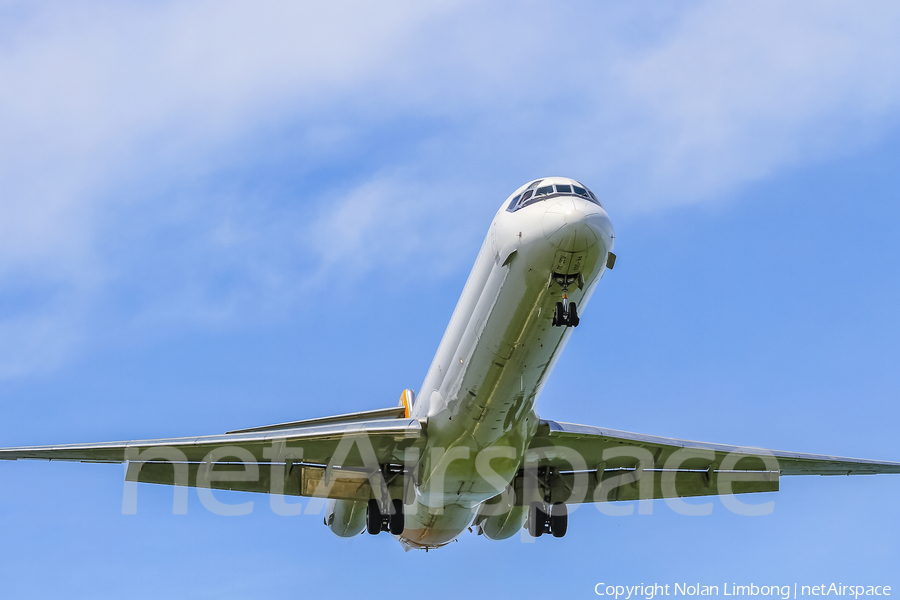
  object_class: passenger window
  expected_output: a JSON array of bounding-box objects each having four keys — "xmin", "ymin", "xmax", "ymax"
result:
[
  {"xmin": 555, "ymin": 184, "xmax": 572, "ymax": 194},
  {"xmin": 535, "ymin": 186, "xmax": 554, "ymax": 196}
]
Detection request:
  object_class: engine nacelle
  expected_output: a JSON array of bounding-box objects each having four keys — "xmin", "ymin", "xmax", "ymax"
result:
[
  {"xmin": 324, "ymin": 499, "xmax": 367, "ymax": 537},
  {"xmin": 474, "ymin": 494, "xmax": 527, "ymax": 541}
]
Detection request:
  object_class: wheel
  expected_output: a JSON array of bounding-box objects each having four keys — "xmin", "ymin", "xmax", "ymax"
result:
[
  {"xmin": 550, "ymin": 502, "xmax": 567, "ymax": 538},
  {"xmin": 389, "ymin": 498, "xmax": 405, "ymax": 535},
  {"xmin": 553, "ymin": 302, "xmax": 566, "ymax": 327},
  {"xmin": 527, "ymin": 502, "xmax": 547, "ymax": 538},
  {"xmin": 366, "ymin": 499, "xmax": 382, "ymax": 535},
  {"xmin": 567, "ymin": 302, "xmax": 579, "ymax": 327}
]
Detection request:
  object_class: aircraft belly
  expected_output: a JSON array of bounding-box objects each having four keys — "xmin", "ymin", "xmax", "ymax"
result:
[
  {"xmin": 416, "ymin": 237, "xmax": 605, "ymax": 510},
  {"xmin": 399, "ymin": 500, "xmax": 478, "ymax": 550},
  {"xmin": 452, "ymin": 237, "xmax": 603, "ymax": 442},
  {"xmin": 411, "ymin": 198, "xmax": 611, "ymax": 540}
]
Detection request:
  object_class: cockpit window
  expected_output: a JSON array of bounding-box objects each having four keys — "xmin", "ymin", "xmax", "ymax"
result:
[
  {"xmin": 506, "ymin": 181, "xmax": 603, "ymax": 212},
  {"xmin": 516, "ymin": 189, "xmax": 541, "ymax": 209},
  {"xmin": 508, "ymin": 189, "xmax": 535, "ymax": 210}
]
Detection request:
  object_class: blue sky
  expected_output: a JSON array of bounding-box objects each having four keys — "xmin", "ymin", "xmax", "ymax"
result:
[{"xmin": 1, "ymin": 1, "xmax": 899, "ymax": 597}]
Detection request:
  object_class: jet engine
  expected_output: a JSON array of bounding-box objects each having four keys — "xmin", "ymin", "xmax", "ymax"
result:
[
  {"xmin": 473, "ymin": 493, "xmax": 527, "ymax": 541},
  {"xmin": 324, "ymin": 499, "xmax": 367, "ymax": 537}
]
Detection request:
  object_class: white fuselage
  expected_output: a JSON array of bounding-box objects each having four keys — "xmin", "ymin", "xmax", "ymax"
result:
[{"xmin": 400, "ymin": 177, "xmax": 615, "ymax": 549}]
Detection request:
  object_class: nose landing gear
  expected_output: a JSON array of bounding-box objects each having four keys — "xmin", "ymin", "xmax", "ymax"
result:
[
  {"xmin": 551, "ymin": 293, "xmax": 579, "ymax": 328},
  {"xmin": 550, "ymin": 272, "xmax": 580, "ymax": 327}
]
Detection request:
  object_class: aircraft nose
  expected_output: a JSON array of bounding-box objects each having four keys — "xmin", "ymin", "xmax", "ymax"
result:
[{"xmin": 541, "ymin": 197, "xmax": 603, "ymax": 252}]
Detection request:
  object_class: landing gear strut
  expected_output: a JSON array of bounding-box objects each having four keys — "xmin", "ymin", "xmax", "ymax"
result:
[
  {"xmin": 366, "ymin": 498, "xmax": 405, "ymax": 536},
  {"xmin": 527, "ymin": 502, "xmax": 567, "ymax": 538}
]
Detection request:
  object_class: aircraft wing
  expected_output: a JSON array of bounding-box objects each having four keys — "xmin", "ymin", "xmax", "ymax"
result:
[
  {"xmin": 0, "ymin": 416, "xmax": 423, "ymax": 502},
  {"xmin": 524, "ymin": 419, "xmax": 900, "ymax": 505}
]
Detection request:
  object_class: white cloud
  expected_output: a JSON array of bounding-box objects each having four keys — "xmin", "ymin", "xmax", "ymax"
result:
[
  {"xmin": 1, "ymin": 0, "xmax": 899, "ymax": 376},
  {"xmin": 598, "ymin": 1, "xmax": 900, "ymax": 209}
]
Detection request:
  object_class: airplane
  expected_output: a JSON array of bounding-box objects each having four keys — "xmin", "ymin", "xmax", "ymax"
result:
[{"xmin": 2, "ymin": 176, "xmax": 898, "ymax": 551}]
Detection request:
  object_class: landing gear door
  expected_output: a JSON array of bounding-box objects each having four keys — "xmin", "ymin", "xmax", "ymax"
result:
[
  {"xmin": 568, "ymin": 252, "xmax": 586, "ymax": 275},
  {"xmin": 552, "ymin": 250, "xmax": 571, "ymax": 274},
  {"xmin": 551, "ymin": 250, "xmax": 586, "ymax": 275}
]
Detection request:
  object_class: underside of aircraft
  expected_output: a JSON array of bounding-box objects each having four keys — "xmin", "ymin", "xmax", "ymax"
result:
[{"xmin": 2, "ymin": 177, "xmax": 898, "ymax": 550}]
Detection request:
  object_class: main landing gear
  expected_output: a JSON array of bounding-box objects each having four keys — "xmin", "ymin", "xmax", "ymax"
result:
[
  {"xmin": 527, "ymin": 502, "xmax": 567, "ymax": 538},
  {"xmin": 366, "ymin": 498, "xmax": 405, "ymax": 536}
]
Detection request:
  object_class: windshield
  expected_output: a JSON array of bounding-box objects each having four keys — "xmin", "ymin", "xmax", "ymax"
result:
[{"xmin": 507, "ymin": 181, "xmax": 603, "ymax": 212}]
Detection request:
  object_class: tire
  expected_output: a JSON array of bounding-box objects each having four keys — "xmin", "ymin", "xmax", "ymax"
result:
[
  {"xmin": 550, "ymin": 502, "xmax": 568, "ymax": 538},
  {"xmin": 567, "ymin": 302, "xmax": 579, "ymax": 327},
  {"xmin": 528, "ymin": 502, "xmax": 546, "ymax": 537},
  {"xmin": 389, "ymin": 498, "xmax": 405, "ymax": 535},
  {"xmin": 554, "ymin": 302, "xmax": 566, "ymax": 327},
  {"xmin": 366, "ymin": 499, "xmax": 382, "ymax": 535}
]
